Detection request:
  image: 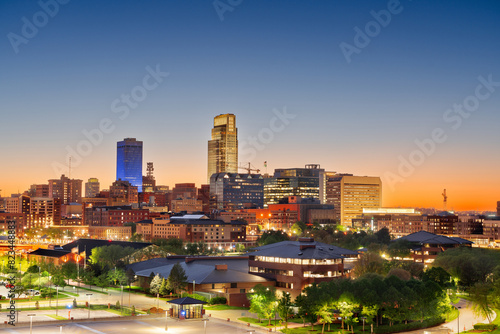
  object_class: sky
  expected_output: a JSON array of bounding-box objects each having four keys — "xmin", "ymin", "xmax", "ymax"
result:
[{"xmin": 1, "ymin": 0, "xmax": 499, "ymax": 211}]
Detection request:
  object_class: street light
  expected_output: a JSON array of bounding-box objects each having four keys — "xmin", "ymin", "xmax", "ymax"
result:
[
  {"xmin": 193, "ymin": 280, "xmax": 196, "ymax": 294},
  {"xmin": 86, "ymin": 293, "xmax": 93, "ymax": 319},
  {"xmin": 202, "ymin": 318, "xmax": 209, "ymax": 334},
  {"xmin": 27, "ymin": 314, "xmax": 36, "ymax": 334},
  {"xmin": 458, "ymin": 306, "xmax": 462, "ymax": 334},
  {"xmin": 120, "ymin": 285, "xmax": 124, "ymax": 315},
  {"xmin": 56, "ymin": 286, "xmax": 59, "ymax": 316},
  {"xmin": 165, "ymin": 310, "xmax": 168, "ymax": 332}
]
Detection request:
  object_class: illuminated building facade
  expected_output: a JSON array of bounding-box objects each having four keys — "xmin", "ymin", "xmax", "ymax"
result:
[
  {"xmin": 326, "ymin": 174, "xmax": 382, "ymax": 225},
  {"xmin": 85, "ymin": 178, "xmax": 100, "ymax": 198},
  {"xmin": 109, "ymin": 179, "xmax": 138, "ymax": 205},
  {"xmin": 27, "ymin": 197, "xmax": 61, "ymax": 229},
  {"xmin": 264, "ymin": 164, "xmax": 324, "ymax": 207},
  {"xmin": 207, "ymin": 114, "xmax": 238, "ymax": 183},
  {"xmin": 248, "ymin": 238, "xmax": 358, "ymax": 297},
  {"xmin": 48, "ymin": 174, "xmax": 83, "ymax": 204},
  {"xmin": 116, "ymin": 138, "xmax": 143, "ymax": 192},
  {"xmin": 210, "ymin": 173, "xmax": 264, "ymax": 211},
  {"xmin": 173, "ymin": 183, "xmax": 198, "ymax": 199}
]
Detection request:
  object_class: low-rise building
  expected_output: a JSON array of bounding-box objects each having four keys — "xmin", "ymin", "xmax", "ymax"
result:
[
  {"xmin": 248, "ymin": 238, "xmax": 358, "ymax": 297},
  {"xmin": 89, "ymin": 226, "xmax": 132, "ymax": 240}
]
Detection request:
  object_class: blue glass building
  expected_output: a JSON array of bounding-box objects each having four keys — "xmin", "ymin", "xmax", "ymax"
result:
[{"xmin": 116, "ymin": 138, "xmax": 143, "ymax": 192}]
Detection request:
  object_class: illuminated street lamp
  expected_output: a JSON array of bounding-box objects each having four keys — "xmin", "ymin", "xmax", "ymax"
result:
[
  {"xmin": 56, "ymin": 286, "xmax": 59, "ymax": 316},
  {"xmin": 28, "ymin": 314, "xmax": 36, "ymax": 334},
  {"xmin": 86, "ymin": 293, "xmax": 93, "ymax": 319}
]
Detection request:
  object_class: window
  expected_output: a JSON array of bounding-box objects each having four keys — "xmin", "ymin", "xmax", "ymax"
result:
[{"xmin": 230, "ymin": 283, "xmax": 237, "ymax": 288}]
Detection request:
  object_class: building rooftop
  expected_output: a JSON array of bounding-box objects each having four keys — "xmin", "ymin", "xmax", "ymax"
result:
[
  {"xmin": 29, "ymin": 248, "xmax": 71, "ymax": 258},
  {"xmin": 62, "ymin": 238, "xmax": 151, "ymax": 256},
  {"xmin": 395, "ymin": 231, "xmax": 473, "ymax": 245},
  {"xmin": 249, "ymin": 239, "xmax": 358, "ymax": 259}
]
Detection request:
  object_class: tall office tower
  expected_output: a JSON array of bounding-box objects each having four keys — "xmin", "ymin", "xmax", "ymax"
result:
[
  {"xmin": 325, "ymin": 174, "xmax": 382, "ymax": 226},
  {"xmin": 264, "ymin": 164, "xmax": 325, "ymax": 207},
  {"xmin": 116, "ymin": 138, "xmax": 143, "ymax": 192},
  {"xmin": 142, "ymin": 162, "xmax": 156, "ymax": 193},
  {"xmin": 497, "ymin": 201, "xmax": 500, "ymax": 216},
  {"xmin": 207, "ymin": 114, "xmax": 238, "ymax": 183},
  {"xmin": 85, "ymin": 178, "xmax": 100, "ymax": 198},
  {"xmin": 48, "ymin": 174, "xmax": 83, "ymax": 204}
]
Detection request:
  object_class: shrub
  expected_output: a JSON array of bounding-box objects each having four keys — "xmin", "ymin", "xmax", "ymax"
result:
[
  {"xmin": 374, "ymin": 318, "xmax": 445, "ymax": 334},
  {"xmin": 473, "ymin": 324, "xmax": 497, "ymax": 331},
  {"xmin": 209, "ymin": 296, "xmax": 227, "ymax": 305}
]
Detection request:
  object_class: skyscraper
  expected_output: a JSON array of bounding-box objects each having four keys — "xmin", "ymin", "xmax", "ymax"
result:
[
  {"xmin": 207, "ymin": 114, "xmax": 238, "ymax": 183},
  {"xmin": 116, "ymin": 138, "xmax": 143, "ymax": 192}
]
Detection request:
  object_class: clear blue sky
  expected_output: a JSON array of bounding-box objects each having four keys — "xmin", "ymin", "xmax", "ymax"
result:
[{"xmin": 1, "ymin": 1, "xmax": 499, "ymax": 210}]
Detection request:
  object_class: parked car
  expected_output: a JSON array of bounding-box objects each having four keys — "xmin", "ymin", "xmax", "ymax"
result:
[{"xmin": 27, "ymin": 289, "xmax": 40, "ymax": 296}]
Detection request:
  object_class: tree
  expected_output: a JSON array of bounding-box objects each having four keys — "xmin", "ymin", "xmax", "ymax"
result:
[
  {"xmin": 375, "ymin": 228, "xmax": 391, "ymax": 244},
  {"xmin": 277, "ymin": 292, "xmax": 294, "ymax": 330},
  {"xmin": 107, "ymin": 268, "xmax": 127, "ymax": 286},
  {"xmin": 149, "ymin": 274, "xmax": 163, "ymax": 295},
  {"xmin": 167, "ymin": 263, "xmax": 187, "ymax": 294},
  {"xmin": 89, "ymin": 245, "xmax": 136, "ymax": 268},
  {"xmin": 291, "ymin": 221, "xmax": 306, "ymax": 236},
  {"xmin": 295, "ymin": 284, "xmax": 322, "ymax": 330},
  {"xmin": 422, "ymin": 266, "xmax": 452, "ymax": 289},
  {"xmin": 159, "ymin": 278, "xmax": 170, "ymax": 296},
  {"xmin": 247, "ymin": 285, "xmax": 277, "ymax": 325},
  {"xmin": 353, "ymin": 251, "xmax": 387, "ymax": 277},
  {"xmin": 60, "ymin": 262, "xmax": 78, "ymax": 285},
  {"xmin": 470, "ymin": 282, "xmax": 494, "ymax": 323},
  {"xmin": 257, "ymin": 230, "xmax": 289, "ymax": 246},
  {"xmin": 387, "ymin": 239, "xmax": 413, "ymax": 258}
]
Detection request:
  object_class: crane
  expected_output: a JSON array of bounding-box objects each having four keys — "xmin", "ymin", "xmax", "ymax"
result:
[{"xmin": 238, "ymin": 162, "xmax": 260, "ymax": 174}]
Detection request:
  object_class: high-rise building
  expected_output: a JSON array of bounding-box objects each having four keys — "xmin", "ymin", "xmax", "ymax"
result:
[
  {"xmin": 264, "ymin": 164, "xmax": 324, "ymax": 207},
  {"xmin": 325, "ymin": 174, "xmax": 382, "ymax": 225},
  {"xmin": 210, "ymin": 173, "xmax": 264, "ymax": 211},
  {"xmin": 497, "ymin": 201, "xmax": 500, "ymax": 216},
  {"xmin": 85, "ymin": 178, "xmax": 100, "ymax": 198},
  {"xmin": 207, "ymin": 114, "xmax": 238, "ymax": 183},
  {"xmin": 48, "ymin": 174, "xmax": 83, "ymax": 204},
  {"xmin": 117, "ymin": 138, "xmax": 143, "ymax": 192}
]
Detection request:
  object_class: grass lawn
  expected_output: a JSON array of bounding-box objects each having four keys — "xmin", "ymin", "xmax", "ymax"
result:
[
  {"xmin": 45, "ymin": 314, "xmax": 67, "ymax": 320},
  {"xmin": 446, "ymin": 306, "xmax": 460, "ymax": 322},
  {"xmin": 108, "ymin": 286, "xmax": 146, "ymax": 295},
  {"xmin": 77, "ymin": 286, "xmax": 109, "ymax": 295},
  {"xmin": 204, "ymin": 305, "xmax": 249, "ymax": 311}
]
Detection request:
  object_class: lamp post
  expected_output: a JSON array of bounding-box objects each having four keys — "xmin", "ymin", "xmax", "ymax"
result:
[
  {"xmin": 360, "ymin": 316, "xmax": 366, "ymax": 332},
  {"xmin": 165, "ymin": 310, "xmax": 168, "ymax": 331},
  {"xmin": 202, "ymin": 318, "xmax": 209, "ymax": 334},
  {"xmin": 120, "ymin": 285, "xmax": 124, "ymax": 315},
  {"xmin": 86, "ymin": 293, "xmax": 93, "ymax": 319},
  {"xmin": 458, "ymin": 306, "xmax": 462, "ymax": 334},
  {"xmin": 56, "ymin": 286, "xmax": 59, "ymax": 316},
  {"xmin": 193, "ymin": 280, "xmax": 196, "ymax": 294},
  {"xmin": 28, "ymin": 314, "xmax": 36, "ymax": 334}
]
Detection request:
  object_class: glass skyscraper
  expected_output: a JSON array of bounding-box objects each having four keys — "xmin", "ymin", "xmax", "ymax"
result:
[
  {"xmin": 116, "ymin": 138, "xmax": 143, "ymax": 192},
  {"xmin": 207, "ymin": 114, "xmax": 238, "ymax": 183}
]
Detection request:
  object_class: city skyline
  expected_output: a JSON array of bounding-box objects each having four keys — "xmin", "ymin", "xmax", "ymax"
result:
[{"xmin": 1, "ymin": 1, "xmax": 500, "ymax": 211}]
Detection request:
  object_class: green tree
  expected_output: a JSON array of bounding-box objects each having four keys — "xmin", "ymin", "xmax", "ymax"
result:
[
  {"xmin": 470, "ymin": 282, "xmax": 494, "ymax": 323},
  {"xmin": 277, "ymin": 291, "xmax": 294, "ymax": 330},
  {"xmin": 159, "ymin": 278, "xmax": 169, "ymax": 296},
  {"xmin": 353, "ymin": 251, "xmax": 387, "ymax": 277},
  {"xmin": 375, "ymin": 227, "xmax": 391, "ymax": 244},
  {"xmin": 167, "ymin": 263, "xmax": 187, "ymax": 294},
  {"xmin": 387, "ymin": 239, "xmax": 413, "ymax": 258},
  {"xmin": 247, "ymin": 285, "xmax": 277, "ymax": 325},
  {"xmin": 89, "ymin": 245, "xmax": 136, "ymax": 268},
  {"xmin": 257, "ymin": 230, "xmax": 289, "ymax": 246},
  {"xmin": 107, "ymin": 268, "xmax": 128, "ymax": 286}
]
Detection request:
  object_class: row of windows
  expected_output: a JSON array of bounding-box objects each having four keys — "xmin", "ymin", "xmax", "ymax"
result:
[{"xmin": 254, "ymin": 256, "xmax": 342, "ymax": 265}]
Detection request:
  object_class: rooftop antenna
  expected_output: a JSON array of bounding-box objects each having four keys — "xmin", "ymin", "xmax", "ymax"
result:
[
  {"xmin": 68, "ymin": 156, "xmax": 72, "ymax": 179},
  {"xmin": 442, "ymin": 189, "xmax": 447, "ymax": 211}
]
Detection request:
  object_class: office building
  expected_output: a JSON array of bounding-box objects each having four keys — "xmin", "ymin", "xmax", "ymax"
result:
[
  {"xmin": 142, "ymin": 162, "xmax": 156, "ymax": 193},
  {"xmin": 172, "ymin": 183, "xmax": 197, "ymax": 199},
  {"xmin": 264, "ymin": 164, "xmax": 324, "ymax": 207},
  {"xmin": 325, "ymin": 174, "xmax": 382, "ymax": 225},
  {"xmin": 109, "ymin": 180, "xmax": 139, "ymax": 205},
  {"xmin": 27, "ymin": 197, "xmax": 61, "ymax": 229},
  {"xmin": 84, "ymin": 205, "xmax": 150, "ymax": 227},
  {"xmin": 207, "ymin": 114, "xmax": 238, "ymax": 183},
  {"xmin": 28, "ymin": 184, "xmax": 50, "ymax": 198},
  {"xmin": 117, "ymin": 138, "xmax": 143, "ymax": 192},
  {"xmin": 210, "ymin": 173, "xmax": 264, "ymax": 212},
  {"xmin": 85, "ymin": 178, "xmax": 100, "ymax": 198},
  {"xmin": 48, "ymin": 174, "xmax": 83, "ymax": 204}
]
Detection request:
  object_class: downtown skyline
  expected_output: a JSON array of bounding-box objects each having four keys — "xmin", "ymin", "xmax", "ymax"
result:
[{"xmin": 1, "ymin": 1, "xmax": 500, "ymax": 211}]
